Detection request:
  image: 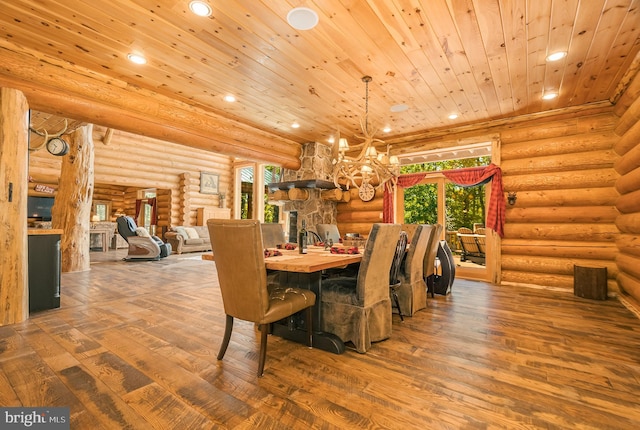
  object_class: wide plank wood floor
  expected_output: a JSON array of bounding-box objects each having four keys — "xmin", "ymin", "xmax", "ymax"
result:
[{"xmin": 1, "ymin": 249, "xmax": 640, "ymax": 429}]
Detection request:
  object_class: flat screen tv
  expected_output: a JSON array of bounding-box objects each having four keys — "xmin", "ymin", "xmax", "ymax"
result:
[{"xmin": 27, "ymin": 196, "xmax": 54, "ymax": 221}]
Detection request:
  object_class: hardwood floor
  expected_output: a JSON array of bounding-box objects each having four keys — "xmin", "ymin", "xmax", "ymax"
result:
[{"xmin": 1, "ymin": 249, "xmax": 640, "ymax": 429}]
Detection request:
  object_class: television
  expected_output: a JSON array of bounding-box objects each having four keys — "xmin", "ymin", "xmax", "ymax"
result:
[{"xmin": 27, "ymin": 196, "xmax": 54, "ymax": 221}]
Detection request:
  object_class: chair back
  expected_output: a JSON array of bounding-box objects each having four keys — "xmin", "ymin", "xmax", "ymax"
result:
[
  {"xmin": 116, "ymin": 216, "xmax": 138, "ymax": 242},
  {"xmin": 423, "ymin": 224, "xmax": 443, "ymax": 277},
  {"xmin": 207, "ymin": 219, "xmax": 270, "ymax": 322},
  {"xmin": 401, "ymin": 224, "xmax": 431, "ymax": 284},
  {"xmin": 389, "ymin": 231, "xmax": 408, "ymax": 286},
  {"xmin": 316, "ymin": 224, "xmax": 341, "ymax": 243},
  {"xmin": 400, "ymin": 224, "xmax": 419, "ymax": 244},
  {"xmin": 261, "ymin": 223, "xmax": 285, "ymax": 248},
  {"xmin": 356, "ymin": 223, "xmax": 402, "ymax": 305}
]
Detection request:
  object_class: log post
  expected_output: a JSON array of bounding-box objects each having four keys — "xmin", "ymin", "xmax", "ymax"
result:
[
  {"xmin": 288, "ymin": 188, "xmax": 309, "ymax": 200},
  {"xmin": 0, "ymin": 87, "xmax": 29, "ymax": 325},
  {"xmin": 51, "ymin": 124, "xmax": 95, "ymax": 273}
]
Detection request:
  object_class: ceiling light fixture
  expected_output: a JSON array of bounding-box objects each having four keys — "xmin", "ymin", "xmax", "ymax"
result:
[
  {"xmin": 546, "ymin": 51, "xmax": 567, "ymax": 62},
  {"xmin": 542, "ymin": 91, "xmax": 558, "ymax": 100},
  {"xmin": 287, "ymin": 7, "xmax": 319, "ymax": 30},
  {"xmin": 223, "ymin": 94, "xmax": 236, "ymax": 102},
  {"xmin": 291, "ymin": 122, "xmax": 300, "ymax": 128},
  {"xmin": 383, "ymin": 126, "xmax": 391, "ymax": 133},
  {"xmin": 189, "ymin": 1, "xmax": 212, "ymax": 17},
  {"xmin": 127, "ymin": 53, "xmax": 147, "ymax": 65},
  {"xmin": 332, "ymin": 76, "xmax": 399, "ymax": 191},
  {"xmin": 390, "ymin": 103, "xmax": 409, "ymax": 113},
  {"xmin": 448, "ymin": 113, "xmax": 459, "ymax": 120}
]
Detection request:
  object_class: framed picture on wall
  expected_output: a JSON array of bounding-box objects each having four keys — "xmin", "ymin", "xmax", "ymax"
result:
[{"xmin": 200, "ymin": 172, "xmax": 219, "ymax": 195}]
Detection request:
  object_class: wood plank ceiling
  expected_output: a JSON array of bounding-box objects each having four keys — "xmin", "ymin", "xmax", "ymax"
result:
[{"xmin": 1, "ymin": 0, "xmax": 639, "ymax": 165}]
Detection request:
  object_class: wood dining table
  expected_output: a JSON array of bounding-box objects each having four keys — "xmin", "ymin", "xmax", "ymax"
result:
[{"xmin": 203, "ymin": 245, "xmax": 362, "ymax": 354}]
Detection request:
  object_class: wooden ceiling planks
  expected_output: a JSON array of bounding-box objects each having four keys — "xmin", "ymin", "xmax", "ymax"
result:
[{"xmin": 1, "ymin": 0, "xmax": 639, "ymax": 161}]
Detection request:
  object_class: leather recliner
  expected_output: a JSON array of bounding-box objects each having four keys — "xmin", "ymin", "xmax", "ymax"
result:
[{"xmin": 116, "ymin": 216, "xmax": 171, "ymax": 260}]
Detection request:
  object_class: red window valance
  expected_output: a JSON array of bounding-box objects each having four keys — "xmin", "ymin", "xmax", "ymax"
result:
[{"xmin": 383, "ymin": 163, "xmax": 505, "ymax": 237}]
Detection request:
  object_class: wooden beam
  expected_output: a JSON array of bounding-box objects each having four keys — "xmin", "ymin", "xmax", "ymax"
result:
[{"xmin": 0, "ymin": 47, "xmax": 302, "ymax": 169}]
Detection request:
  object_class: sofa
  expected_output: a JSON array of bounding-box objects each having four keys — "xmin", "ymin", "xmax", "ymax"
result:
[{"xmin": 165, "ymin": 226, "xmax": 211, "ymax": 254}]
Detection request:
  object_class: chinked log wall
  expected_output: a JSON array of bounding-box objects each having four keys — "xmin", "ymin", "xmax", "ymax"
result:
[
  {"xmin": 612, "ymin": 71, "xmax": 640, "ymax": 305},
  {"xmin": 28, "ymin": 126, "xmax": 233, "ymax": 230}
]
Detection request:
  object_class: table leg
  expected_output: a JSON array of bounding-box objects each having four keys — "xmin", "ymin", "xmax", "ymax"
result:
[{"xmin": 272, "ymin": 271, "xmax": 345, "ymax": 354}]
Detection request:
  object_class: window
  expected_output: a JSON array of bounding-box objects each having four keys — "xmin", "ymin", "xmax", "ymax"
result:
[{"xmin": 234, "ymin": 163, "xmax": 283, "ymax": 223}]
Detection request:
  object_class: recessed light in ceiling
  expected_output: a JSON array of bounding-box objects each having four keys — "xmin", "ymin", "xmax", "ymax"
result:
[
  {"xmin": 542, "ymin": 91, "xmax": 558, "ymax": 100},
  {"xmin": 390, "ymin": 104, "xmax": 409, "ymax": 113},
  {"xmin": 291, "ymin": 122, "xmax": 300, "ymax": 128},
  {"xmin": 287, "ymin": 7, "xmax": 319, "ymax": 30},
  {"xmin": 383, "ymin": 126, "xmax": 391, "ymax": 133},
  {"xmin": 546, "ymin": 51, "xmax": 567, "ymax": 62},
  {"xmin": 127, "ymin": 53, "xmax": 147, "ymax": 65},
  {"xmin": 448, "ymin": 113, "xmax": 459, "ymax": 120},
  {"xmin": 223, "ymin": 94, "xmax": 236, "ymax": 102},
  {"xmin": 189, "ymin": 1, "xmax": 212, "ymax": 17}
]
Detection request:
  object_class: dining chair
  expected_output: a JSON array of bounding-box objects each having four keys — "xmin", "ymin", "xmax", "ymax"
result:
[
  {"xmin": 207, "ymin": 219, "xmax": 316, "ymax": 376},
  {"xmin": 316, "ymin": 223, "xmax": 341, "ymax": 243},
  {"xmin": 320, "ymin": 223, "xmax": 401, "ymax": 353},
  {"xmin": 424, "ymin": 224, "xmax": 444, "ymax": 298},
  {"xmin": 260, "ymin": 222, "xmax": 285, "ymax": 248},
  {"xmin": 397, "ymin": 224, "xmax": 431, "ymax": 316},
  {"xmin": 389, "ymin": 231, "xmax": 408, "ymax": 321}
]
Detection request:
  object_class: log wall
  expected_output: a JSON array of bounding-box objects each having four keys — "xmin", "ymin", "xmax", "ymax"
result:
[
  {"xmin": 500, "ymin": 111, "xmax": 620, "ymax": 292},
  {"xmin": 336, "ymin": 106, "xmax": 622, "ymax": 293},
  {"xmin": 336, "ymin": 188, "xmax": 384, "ymax": 236},
  {"xmin": 612, "ymin": 71, "xmax": 640, "ymax": 304},
  {"xmin": 28, "ymin": 125, "xmax": 233, "ymax": 232}
]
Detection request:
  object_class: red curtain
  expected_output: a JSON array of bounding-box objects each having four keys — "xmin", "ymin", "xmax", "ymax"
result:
[
  {"xmin": 135, "ymin": 198, "xmax": 158, "ymax": 225},
  {"xmin": 442, "ymin": 163, "xmax": 505, "ymax": 237},
  {"xmin": 382, "ymin": 163, "xmax": 505, "ymax": 237},
  {"xmin": 383, "ymin": 172, "xmax": 427, "ymax": 222}
]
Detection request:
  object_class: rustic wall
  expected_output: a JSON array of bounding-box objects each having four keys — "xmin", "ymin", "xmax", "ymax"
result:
[
  {"xmin": 612, "ymin": 72, "xmax": 640, "ymax": 304},
  {"xmin": 28, "ymin": 125, "xmax": 233, "ymax": 231},
  {"xmin": 336, "ymin": 105, "xmax": 622, "ymax": 292},
  {"xmin": 500, "ymin": 110, "xmax": 620, "ymax": 291}
]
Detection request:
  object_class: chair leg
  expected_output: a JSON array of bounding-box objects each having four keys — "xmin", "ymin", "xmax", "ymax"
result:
[
  {"xmin": 391, "ymin": 289, "xmax": 404, "ymax": 321},
  {"xmin": 217, "ymin": 315, "xmax": 234, "ymax": 360},
  {"xmin": 257, "ymin": 324, "xmax": 269, "ymax": 377},
  {"xmin": 306, "ymin": 306, "xmax": 313, "ymax": 348}
]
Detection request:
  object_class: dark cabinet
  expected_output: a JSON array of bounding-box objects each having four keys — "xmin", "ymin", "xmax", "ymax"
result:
[{"xmin": 28, "ymin": 231, "xmax": 61, "ymax": 313}]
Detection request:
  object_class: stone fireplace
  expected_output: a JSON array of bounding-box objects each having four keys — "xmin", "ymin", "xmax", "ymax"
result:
[{"xmin": 278, "ymin": 142, "xmax": 338, "ymax": 238}]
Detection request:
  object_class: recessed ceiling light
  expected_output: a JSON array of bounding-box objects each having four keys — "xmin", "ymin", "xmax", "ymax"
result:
[
  {"xmin": 127, "ymin": 53, "xmax": 147, "ymax": 65},
  {"xmin": 542, "ymin": 91, "xmax": 558, "ymax": 100},
  {"xmin": 223, "ymin": 94, "xmax": 236, "ymax": 102},
  {"xmin": 383, "ymin": 126, "xmax": 391, "ymax": 133},
  {"xmin": 287, "ymin": 7, "xmax": 319, "ymax": 30},
  {"xmin": 189, "ymin": 1, "xmax": 212, "ymax": 17},
  {"xmin": 390, "ymin": 104, "xmax": 409, "ymax": 113},
  {"xmin": 291, "ymin": 122, "xmax": 300, "ymax": 128},
  {"xmin": 546, "ymin": 51, "xmax": 567, "ymax": 62},
  {"xmin": 448, "ymin": 113, "xmax": 459, "ymax": 120}
]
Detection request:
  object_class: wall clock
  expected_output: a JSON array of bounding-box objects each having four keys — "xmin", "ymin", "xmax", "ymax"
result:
[
  {"xmin": 46, "ymin": 137, "xmax": 69, "ymax": 156},
  {"xmin": 358, "ymin": 183, "xmax": 375, "ymax": 202}
]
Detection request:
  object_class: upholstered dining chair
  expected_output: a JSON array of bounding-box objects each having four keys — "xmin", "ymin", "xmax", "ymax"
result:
[
  {"xmin": 424, "ymin": 224, "xmax": 444, "ymax": 298},
  {"xmin": 320, "ymin": 223, "xmax": 401, "ymax": 353},
  {"xmin": 397, "ymin": 224, "xmax": 431, "ymax": 316},
  {"xmin": 260, "ymin": 222, "xmax": 285, "ymax": 248},
  {"xmin": 316, "ymin": 223, "xmax": 341, "ymax": 244},
  {"xmin": 207, "ymin": 219, "xmax": 316, "ymax": 377},
  {"xmin": 389, "ymin": 231, "xmax": 408, "ymax": 321}
]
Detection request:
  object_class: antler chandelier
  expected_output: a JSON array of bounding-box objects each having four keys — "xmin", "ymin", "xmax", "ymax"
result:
[{"xmin": 332, "ymin": 75, "xmax": 399, "ymax": 191}]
